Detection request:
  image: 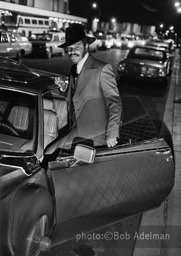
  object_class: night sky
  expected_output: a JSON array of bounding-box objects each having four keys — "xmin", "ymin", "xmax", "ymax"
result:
[{"xmin": 69, "ymin": 0, "xmax": 181, "ymax": 31}]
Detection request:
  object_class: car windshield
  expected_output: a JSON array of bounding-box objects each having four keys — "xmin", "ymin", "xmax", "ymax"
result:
[
  {"xmin": 129, "ymin": 48, "xmax": 165, "ymax": 61},
  {"xmin": 0, "ymin": 89, "xmax": 37, "ymax": 152}
]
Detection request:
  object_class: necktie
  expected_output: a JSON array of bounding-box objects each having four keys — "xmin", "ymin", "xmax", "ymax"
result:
[
  {"xmin": 70, "ymin": 64, "xmax": 78, "ymax": 128},
  {"xmin": 71, "ymin": 64, "xmax": 78, "ymax": 88}
]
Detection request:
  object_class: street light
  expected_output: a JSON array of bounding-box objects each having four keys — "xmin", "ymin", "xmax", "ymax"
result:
[
  {"xmin": 110, "ymin": 17, "xmax": 117, "ymax": 31},
  {"xmin": 111, "ymin": 17, "xmax": 116, "ymax": 23},
  {"xmin": 91, "ymin": 2, "xmax": 101, "ymax": 19},
  {"xmin": 174, "ymin": 1, "xmax": 180, "ymax": 8},
  {"xmin": 92, "ymin": 2, "xmax": 98, "ymax": 9},
  {"xmin": 91, "ymin": 2, "xmax": 101, "ymax": 31},
  {"xmin": 177, "ymin": 6, "xmax": 181, "ymax": 12}
]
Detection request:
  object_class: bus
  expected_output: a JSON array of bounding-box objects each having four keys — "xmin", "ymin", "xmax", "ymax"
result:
[
  {"xmin": 17, "ymin": 15, "xmax": 51, "ymax": 37},
  {"xmin": 0, "ymin": 9, "xmax": 86, "ymax": 38}
]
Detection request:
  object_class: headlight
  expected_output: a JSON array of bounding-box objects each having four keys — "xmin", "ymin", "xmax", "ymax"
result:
[
  {"xmin": 158, "ymin": 68, "xmax": 166, "ymax": 76},
  {"xmin": 118, "ymin": 63, "xmax": 126, "ymax": 70},
  {"xmin": 116, "ymin": 42, "xmax": 122, "ymax": 47},
  {"xmin": 127, "ymin": 42, "xmax": 134, "ymax": 48}
]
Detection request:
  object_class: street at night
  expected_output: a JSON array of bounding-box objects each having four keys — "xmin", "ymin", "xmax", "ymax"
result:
[
  {"xmin": 23, "ymin": 48, "xmax": 170, "ymax": 136},
  {"xmin": 1, "ymin": 1, "xmax": 181, "ymax": 256}
]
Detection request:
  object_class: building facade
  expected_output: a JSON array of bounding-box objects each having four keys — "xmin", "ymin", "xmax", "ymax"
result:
[{"xmin": 0, "ymin": 0, "xmax": 87, "ymax": 36}]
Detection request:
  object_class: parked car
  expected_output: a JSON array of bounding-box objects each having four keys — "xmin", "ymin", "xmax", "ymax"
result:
[
  {"xmin": 95, "ymin": 32, "xmax": 115, "ymax": 50},
  {"xmin": 117, "ymin": 45, "xmax": 171, "ymax": 85},
  {"xmin": 145, "ymin": 40, "xmax": 175, "ymax": 73},
  {"xmin": 148, "ymin": 38, "xmax": 175, "ymax": 52},
  {"xmin": 86, "ymin": 31, "xmax": 102, "ymax": 52},
  {"xmin": 0, "ymin": 30, "xmax": 32, "ymax": 62},
  {"xmin": 0, "ymin": 57, "xmax": 174, "ymax": 256},
  {"xmin": 118, "ymin": 35, "xmax": 146, "ymax": 49},
  {"xmin": 29, "ymin": 31, "xmax": 65, "ymax": 58}
]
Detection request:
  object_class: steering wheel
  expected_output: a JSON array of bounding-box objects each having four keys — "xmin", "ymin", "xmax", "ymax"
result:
[{"xmin": 0, "ymin": 122, "xmax": 19, "ymax": 136}]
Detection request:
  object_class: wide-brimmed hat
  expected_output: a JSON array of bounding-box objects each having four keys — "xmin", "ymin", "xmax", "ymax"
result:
[{"xmin": 58, "ymin": 24, "xmax": 96, "ymax": 48}]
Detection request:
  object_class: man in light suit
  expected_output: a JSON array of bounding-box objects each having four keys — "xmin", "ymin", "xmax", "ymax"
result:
[{"xmin": 54, "ymin": 25, "xmax": 122, "ymax": 150}]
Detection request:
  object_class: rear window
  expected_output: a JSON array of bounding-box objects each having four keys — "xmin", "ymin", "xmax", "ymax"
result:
[
  {"xmin": 129, "ymin": 48, "xmax": 165, "ymax": 61},
  {"xmin": 30, "ymin": 33, "xmax": 53, "ymax": 41}
]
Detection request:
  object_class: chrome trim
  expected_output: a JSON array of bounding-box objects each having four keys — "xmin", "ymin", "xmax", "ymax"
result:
[
  {"xmin": 0, "ymin": 87, "xmax": 36, "ymax": 96},
  {"xmin": 0, "ymin": 162, "xmax": 30, "ymax": 176}
]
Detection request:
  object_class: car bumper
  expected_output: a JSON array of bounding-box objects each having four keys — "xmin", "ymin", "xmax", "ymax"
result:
[{"xmin": 31, "ymin": 48, "xmax": 47, "ymax": 56}]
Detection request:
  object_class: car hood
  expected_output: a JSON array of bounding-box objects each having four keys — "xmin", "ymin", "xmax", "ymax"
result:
[{"xmin": 123, "ymin": 58, "xmax": 164, "ymax": 68}]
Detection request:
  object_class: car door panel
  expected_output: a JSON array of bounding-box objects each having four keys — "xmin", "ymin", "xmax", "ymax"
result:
[{"xmin": 49, "ymin": 138, "xmax": 174, "ymax": 241}]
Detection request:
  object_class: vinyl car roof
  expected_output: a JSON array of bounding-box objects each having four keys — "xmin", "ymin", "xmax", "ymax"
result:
[
  {"xmin": 0, "ymin": 57, "xmax": 58, "ymax": 94},
  {"xmin": 128, "ymin": 45, "xmax": 167, "ymax": 58}
]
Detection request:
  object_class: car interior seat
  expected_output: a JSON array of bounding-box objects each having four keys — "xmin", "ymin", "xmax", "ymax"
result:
[
  {"xmin": 8, "ymin": 105, "xmax": 30, "ymax": 131},
  {"xmin": 53, "ymin": 98, "xmax": 68, "ymax": 130},
  {"xmin": 43, "ymin": 98, "xmax": 59, "ymax": 149}
]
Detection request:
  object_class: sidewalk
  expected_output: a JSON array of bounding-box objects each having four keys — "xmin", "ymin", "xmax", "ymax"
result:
[{"xmin": 132, "ymin": 50, "xmax": 181, "ymax": 256}]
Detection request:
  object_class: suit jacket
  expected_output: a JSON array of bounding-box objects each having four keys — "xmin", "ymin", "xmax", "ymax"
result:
[{"xmin": 68, "ymin": 55, "xmax": 122, "ymax": 146}]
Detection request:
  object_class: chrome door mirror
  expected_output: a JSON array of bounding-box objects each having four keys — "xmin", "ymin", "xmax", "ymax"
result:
[{"xmin": 74, "ymin": 144, "xmax": 96, "ymax": 164}]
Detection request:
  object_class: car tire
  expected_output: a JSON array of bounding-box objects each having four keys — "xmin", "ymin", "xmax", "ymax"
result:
[
  {"xmin": 16, "ymin": 214, "xmax": 51, "ymax": 256},
  {"xmin": 46, "ymin": 48, "xmax": 52, "ymax": 58},
  {"xmin": 11, "ymin": 186, "xmax": 53, "ymax": 256}
]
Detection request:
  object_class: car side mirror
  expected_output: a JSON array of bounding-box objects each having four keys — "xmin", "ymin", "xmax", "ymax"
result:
[{"xmin": 74, "ymin": 144, "xmax": 96, "ymax": 164}]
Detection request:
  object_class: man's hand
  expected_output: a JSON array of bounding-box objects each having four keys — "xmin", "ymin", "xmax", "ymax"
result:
[{"xmin": 106, "ymin": 136, "xmax": 118, "ymax": 148}]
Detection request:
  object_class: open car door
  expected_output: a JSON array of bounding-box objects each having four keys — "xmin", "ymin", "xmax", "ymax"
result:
[{"xmin": 47, "ymin": 96, "xmax": 174, "ymax": 244}]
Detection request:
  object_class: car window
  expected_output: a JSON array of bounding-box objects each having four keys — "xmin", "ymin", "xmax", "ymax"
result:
[
  {"xmin": 119, "ymin": 96, "xmax": 159, "ymax": 145},
  {"xmin": 30, "ymin": 34, "xmax": 53, "ymax": 41},
  {"xmin": 53, "ymin": 35, "xmax": 59, "ymax": 41},
  {"xmin": 0, "ymin": 33, "xmax": 8, "ymax": 43},
  {"xmin": 53, "ymin": 96, "xmax": 158, "ymax": 155},
  {"xmin": 9, "ymin": 33, "xmax": 16, "ymax": 42},
  {"xmin": 134, "ymin": 48, "xmax": 164, "ymax": 58},
  {"xmin": 0, "ymin": 89, "xmax": 37, "ymax": 149},
  {"xmin": 129, "ymin": 47, "xmax": 165, "ymax": 61}
]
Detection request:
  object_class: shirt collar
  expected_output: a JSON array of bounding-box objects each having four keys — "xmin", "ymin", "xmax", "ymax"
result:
[{"xmin": 77, "ymin": 52, "xmax": 89, "ymax": 74}]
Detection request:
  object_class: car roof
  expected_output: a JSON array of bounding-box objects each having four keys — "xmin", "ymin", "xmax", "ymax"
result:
[
  {"xmin": 130, "ymin": 45, "xmax": 167, "ymax": 54},
  {"xmin": 127, "ymin": 45, "xmax": 167, "ymax": 60},
  {"xmin": 0, "ymin": 57, "xmax": 58, "ymax": 94},
  {"xmin": 145, "ymin": 43, "xmax": 169, "ymax": 52}
]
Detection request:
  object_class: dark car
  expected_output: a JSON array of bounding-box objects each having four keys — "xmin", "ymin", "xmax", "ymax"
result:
[
  {"xmin": 0, "ymin": 57, "xmax": 174, "ymax": 256},
  {"xmin": 117, "ymin": 45, "xmax": 171, "ymax": 86},
  {"xmin": 145, "ymin": 40, "xmax": 175, "ymax": 74},
  {"xmin": 29, "ymin": 31, "xmax": 65, "ymax": 58}
]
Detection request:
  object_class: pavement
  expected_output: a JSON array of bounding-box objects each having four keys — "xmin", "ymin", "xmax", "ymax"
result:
[{"xmin": 133, "ymin": 49, "xmax": 181, "ymax": 256}]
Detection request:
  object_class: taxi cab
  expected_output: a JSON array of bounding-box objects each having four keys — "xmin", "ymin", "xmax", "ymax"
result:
[
  {"xmin": 0, "ymin": 30, "xmax": 32, "ymax": 61},
  {"xmin": 29, "ymin": 31, "xmax": 65, "ymax": 58}
]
